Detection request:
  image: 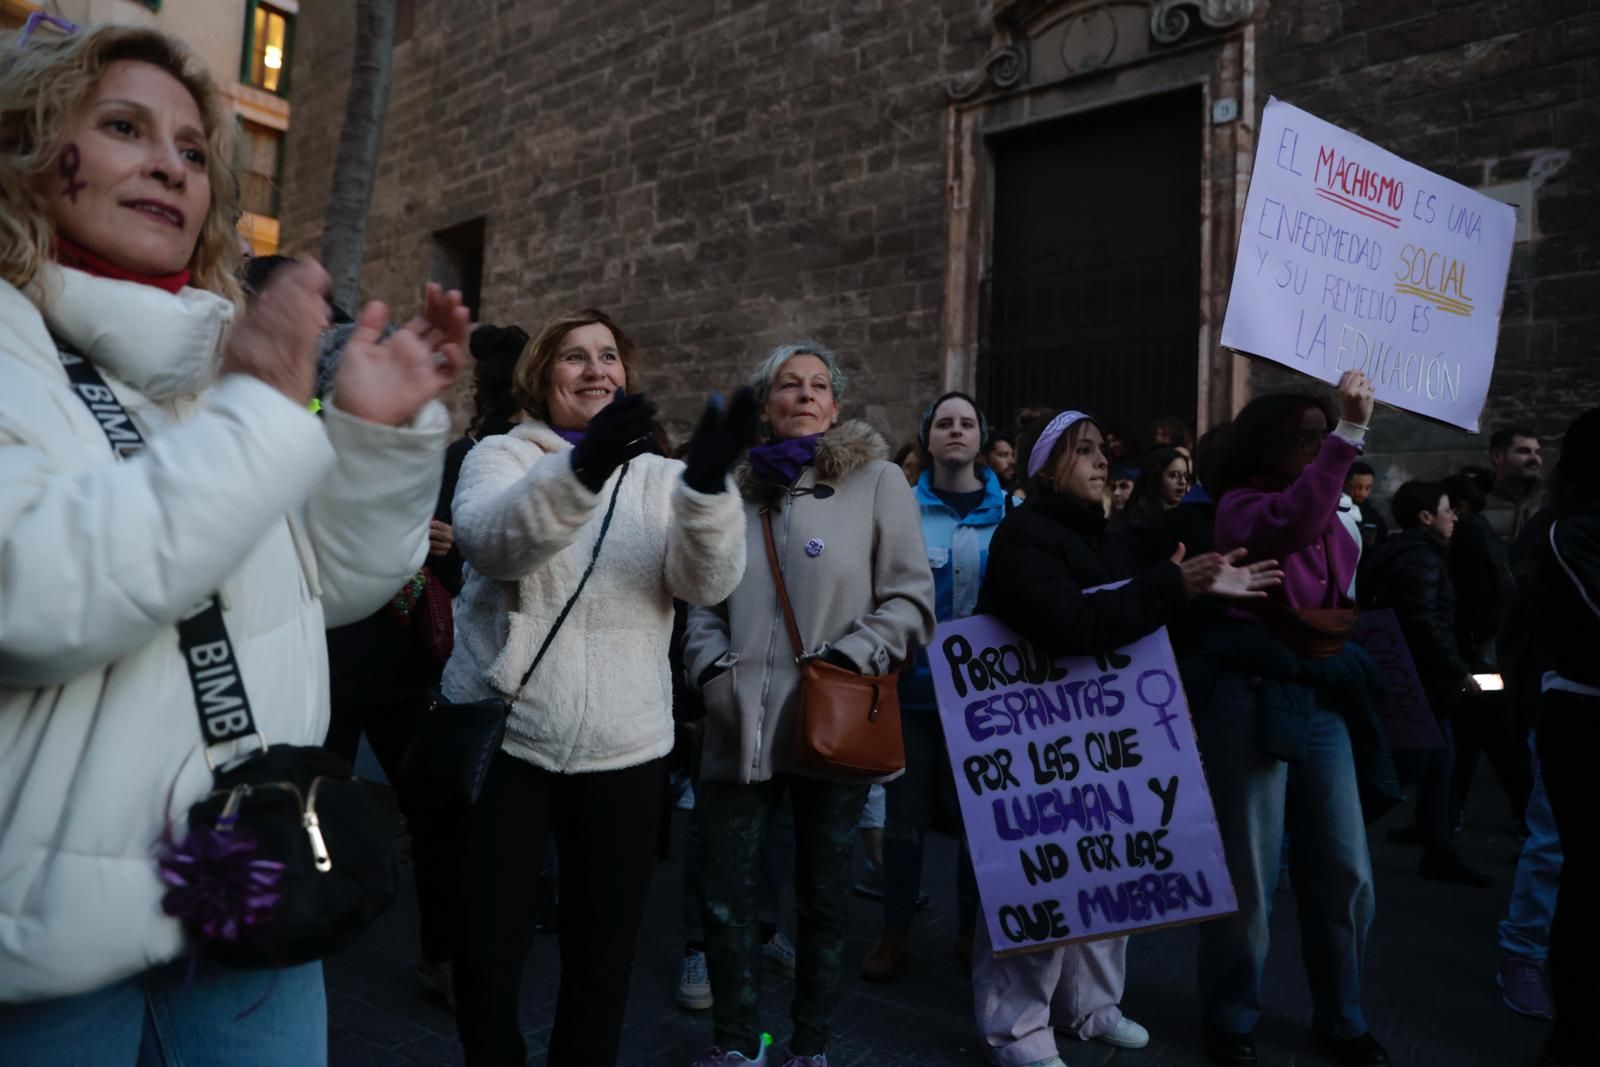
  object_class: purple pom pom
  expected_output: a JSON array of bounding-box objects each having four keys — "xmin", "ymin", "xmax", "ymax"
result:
[{"xmin": 158, "ymin": 821, "xmax": 284, "ymax": 944}]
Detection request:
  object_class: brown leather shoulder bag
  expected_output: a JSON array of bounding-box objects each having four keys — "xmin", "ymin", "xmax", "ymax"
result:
[{"xmin": 761, "ymin": 509, "xmax": 906, "ymax": 777}]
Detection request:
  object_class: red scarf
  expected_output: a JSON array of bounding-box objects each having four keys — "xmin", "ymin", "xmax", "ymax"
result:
[{"xmin": 56, "ymin": 235, "xmax": 192, "ymax": 294}]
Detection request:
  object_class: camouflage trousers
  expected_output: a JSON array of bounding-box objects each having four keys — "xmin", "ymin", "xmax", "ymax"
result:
[{"xmin": 697, "ymin": 774, "xmax": 871, "ymax": 1057}]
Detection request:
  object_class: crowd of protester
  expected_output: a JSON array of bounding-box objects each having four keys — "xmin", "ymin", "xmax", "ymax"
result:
[{"xmin": 0, "ymin": 21, "xmax": 1590, "ymax": 1067}]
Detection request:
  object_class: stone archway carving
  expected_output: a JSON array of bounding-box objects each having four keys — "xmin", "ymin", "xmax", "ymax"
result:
[{"xmin": 1150, "ymin": 1, "xmax": 1258, "ymax": 44}]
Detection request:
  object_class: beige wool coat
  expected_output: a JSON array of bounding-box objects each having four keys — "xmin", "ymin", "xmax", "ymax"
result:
[{"xmin": 683, "ymin": 420, "xmax": 937, "ymax": 785}]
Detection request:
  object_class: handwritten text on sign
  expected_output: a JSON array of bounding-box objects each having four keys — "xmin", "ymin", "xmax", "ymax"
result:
[
  {"xmin": 1221, "ymin": 98, "xmax": 1516, "ymax": 431},
  {"xmin": 932, "ymin": 616, "xmax": 1236, "ymax": 953}
]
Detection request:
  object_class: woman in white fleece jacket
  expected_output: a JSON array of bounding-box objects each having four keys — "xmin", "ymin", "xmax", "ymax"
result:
[
  {"xmin": 0, "ymin": 26, "xmax": 466, "ymax": 1067},
  {"xmin": 444, "ymin": 307, "xmax": 756, "ymax": 1067}
]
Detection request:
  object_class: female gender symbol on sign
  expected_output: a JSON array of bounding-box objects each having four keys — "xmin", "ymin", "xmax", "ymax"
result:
[{"xmin": 1137, "ymin": 669, "xmax": 1182, "ymax": 751}]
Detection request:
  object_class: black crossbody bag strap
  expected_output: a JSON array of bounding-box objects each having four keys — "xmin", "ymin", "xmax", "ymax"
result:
[
  {"xmin": 52, "ymin": 334, "xmax": 262, "ymax": 765},
  {"xmin": 516, "ymin": 463, "xmax": 630, "ymax": 691}
]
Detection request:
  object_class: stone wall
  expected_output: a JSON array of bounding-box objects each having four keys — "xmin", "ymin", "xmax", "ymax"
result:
[
  {"xmin": 281, "ymin": 0, "xmax": 989, "ymax": 445},
  {"xmin": 281, "ymin": 0, "xmax": 1598, "ymax": 478}
]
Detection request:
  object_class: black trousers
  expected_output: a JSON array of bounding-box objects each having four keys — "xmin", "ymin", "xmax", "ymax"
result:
[
  {"xmin": 327, "ymin": 692, "xmax": 465, "ymax": 963},
  {"xmin": 1448, "ymin": 688, "xmax": 1532, "ymax": 830},
  {"xmin": 455, "ymin": 751, "xmax": 665, "ymax": 1067},
  {"xmin": 1537, "ymin": 689, "xmax": 1598, "ymax": 1064},
  {"xmin": 1416, "ymin": 718, "xmax": 1455, "ymax": 849}
]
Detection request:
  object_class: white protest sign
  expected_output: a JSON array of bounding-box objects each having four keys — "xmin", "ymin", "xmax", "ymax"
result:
[{"xmin": 1221, "ymin": 98, "xmax": 1516, "ymax": 431}]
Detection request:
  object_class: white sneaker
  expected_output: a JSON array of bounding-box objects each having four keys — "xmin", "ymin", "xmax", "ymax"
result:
[
  {"xmin": 762, "ymin": 929, "xmax": 797, "ymax": 979},
  {"xmin": 1021, "ymin": 1059, "xmax": 1066, "ymax": 1067},
  {"xmin": 676, "ymin": 949, "xmax": 713, "ymax": 1010},
  {"xmin": 1094, "ymin": 1016, "xmax": 1150, "ymax": 1050}
]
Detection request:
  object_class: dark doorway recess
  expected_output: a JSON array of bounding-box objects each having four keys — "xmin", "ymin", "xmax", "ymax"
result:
[
  {"xmin": 430, "ymin": 217, "xmax": 486, "ymax": 320},
  {"xmin": 980, "ymin": 89, "xmax": 1202, "ymax": 441}
]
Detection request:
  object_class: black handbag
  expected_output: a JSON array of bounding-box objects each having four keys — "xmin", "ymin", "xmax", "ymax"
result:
[
  {"xmin": 399, "ymin": 463, "xmax": 630, "ymax": 805},
  {"xmin": 53, "ymin": 335, "xmax": 399, "ymax": 967}
]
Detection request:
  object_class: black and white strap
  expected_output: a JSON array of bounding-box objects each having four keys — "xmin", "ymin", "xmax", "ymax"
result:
[{"xmin": 53, "ymin": 335, "xmax": 263, "ymax": 767}]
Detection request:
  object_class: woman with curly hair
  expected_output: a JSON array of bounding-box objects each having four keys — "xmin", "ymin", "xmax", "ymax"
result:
[{"xmin": 0, "ymin": 23, "xmax": 468, "ymax": 1064}]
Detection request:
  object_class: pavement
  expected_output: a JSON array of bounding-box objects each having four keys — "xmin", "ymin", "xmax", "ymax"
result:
[{"xmin": 328, "ymin": 769, "xmax": 1550, "ymax": 1066}]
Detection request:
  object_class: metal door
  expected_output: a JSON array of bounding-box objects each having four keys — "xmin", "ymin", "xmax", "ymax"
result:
[{"xmin": 980, "ymin": 89, "xmax": 1202, "ymax": 436}]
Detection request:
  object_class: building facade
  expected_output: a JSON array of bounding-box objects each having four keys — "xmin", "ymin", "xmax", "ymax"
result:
[
  {"xmin": 5, "ymin": 0, "xmax": 299, "ymax": 255},
  {"xmin": 278, "ymin": 0, "xmax": 1597, "ymax": 481}
]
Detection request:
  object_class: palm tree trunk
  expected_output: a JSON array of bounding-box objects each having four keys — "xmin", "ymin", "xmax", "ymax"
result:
[{"xmin": 320, "ymin": 0, "xmax": 397, "ymax": 313}]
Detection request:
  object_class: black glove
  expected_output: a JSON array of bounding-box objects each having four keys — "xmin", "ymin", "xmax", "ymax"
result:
[
  {"xmin": 569, "ymin": 392, "xmax": 658, "ymax": 493},
  {"xmin": 683, "ymin": 387, "xmax": 760, "ymax": 494}
]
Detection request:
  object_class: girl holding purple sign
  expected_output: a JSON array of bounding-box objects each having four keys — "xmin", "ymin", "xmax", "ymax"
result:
[{"xmin": 971, "ymin": 410, "xmax": 1282, "ymax": 1067}]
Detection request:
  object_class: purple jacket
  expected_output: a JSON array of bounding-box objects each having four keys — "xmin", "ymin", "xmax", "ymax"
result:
[{"xmin": 1215, "ymin": 434, "xmax": 1362, "ymax": 611}]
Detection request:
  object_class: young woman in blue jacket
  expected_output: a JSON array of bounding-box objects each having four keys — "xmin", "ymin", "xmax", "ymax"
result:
[{"xmin": 861, "ymin": 392, "xmax": 1006, "ymax": 982}]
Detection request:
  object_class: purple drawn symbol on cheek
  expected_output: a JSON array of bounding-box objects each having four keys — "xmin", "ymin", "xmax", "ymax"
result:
[
  {"xmin": 805, "ymin": 538, "xmax": 825, "ymax": 558},
  {"xmin": 60, "ymin": 143, "xmax": 85, "ymax": 203}
]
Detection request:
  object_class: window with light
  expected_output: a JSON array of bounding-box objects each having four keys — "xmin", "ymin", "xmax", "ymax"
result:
[{"xmin": 242, "ymin": 2, "xmax": 293, "ymax": 95}]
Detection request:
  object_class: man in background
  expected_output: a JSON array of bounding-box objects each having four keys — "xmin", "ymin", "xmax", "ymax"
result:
[
  {"xmin": 1485, "ymin": 428, "xmax": 1543, "ymax": 543},
  {"xmin": 1345, "ymin": 460, "xmax": 1388, "ymax": 548}
]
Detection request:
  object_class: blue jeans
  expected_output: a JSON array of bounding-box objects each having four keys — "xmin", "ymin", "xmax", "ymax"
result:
[
  {"xmin": 1195, "ymin": 672, "xmax": 1374, "ymax": 1039},
  {"xmin": 1497, "ymin": 732, "xmax": 1560, "ymax": 961},
  {"xmin": 1535, "ymin": 691, "xmax": 1598, "ymax": 1063},
  {"xmin": 0, "ymin": 959, "xmax": 326, "ymax": 1066}
]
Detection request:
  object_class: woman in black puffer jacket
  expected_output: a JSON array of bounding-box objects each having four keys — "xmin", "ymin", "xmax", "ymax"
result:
[{"xmin": 971, "ymin": 409, "xmax": 1279, "ymax": 1067}]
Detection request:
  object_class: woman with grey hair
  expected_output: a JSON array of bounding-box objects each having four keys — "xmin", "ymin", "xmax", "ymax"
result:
[{"xmin": 683, "ymin": 341, "xmax": 937, "ymax": 1067}]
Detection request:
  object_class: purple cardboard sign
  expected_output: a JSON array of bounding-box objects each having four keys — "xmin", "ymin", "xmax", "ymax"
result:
[
  {"xmin": 931, "ymin": 615, "xmax": 1237, "ymax": 956},
  {"xmin": 1349, "ymin": 608, "xmax": 1444, "ymax": 749}
]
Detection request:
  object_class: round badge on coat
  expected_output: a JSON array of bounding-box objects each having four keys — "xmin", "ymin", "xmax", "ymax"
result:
[{"xmin": 805, "ymin": 538, "xmax": 825, "ymax": 558}]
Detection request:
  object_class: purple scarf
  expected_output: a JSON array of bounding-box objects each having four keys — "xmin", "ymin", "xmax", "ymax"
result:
[
  {"xmin": 749, "ymin": 433, "xmax": 821, "ymax": 486},
  {"xmin": 552, "ymin": 427, "xmax": 585, "ymax": 446}
]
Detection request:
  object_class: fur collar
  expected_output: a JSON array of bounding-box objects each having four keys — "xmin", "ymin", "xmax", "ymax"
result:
[{"xmin": 736, "ymin": 419, "xmax": 888, "ymax": 502}]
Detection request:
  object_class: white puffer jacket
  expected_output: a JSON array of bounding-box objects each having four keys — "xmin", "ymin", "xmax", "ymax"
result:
[
  {"xmin": 0, "ymin": 268, "xmax": 448, "ymax": 1002},
  {"xmin": 443, "ymin": 420, "xmax": 745, "ymax": 774}
]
